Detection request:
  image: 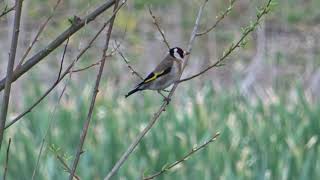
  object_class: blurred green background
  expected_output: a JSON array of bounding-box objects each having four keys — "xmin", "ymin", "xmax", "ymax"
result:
[{"xmin": 0, "ymin": 0, "xmax": 320, "ymax": 179}]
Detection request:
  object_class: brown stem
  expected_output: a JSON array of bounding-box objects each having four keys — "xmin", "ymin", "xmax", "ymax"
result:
[
  {"xmin": 68, "ymin": 1, "xmax": 120, "ymax": 179},
  {"xmin": 0, "ymin": 0, "xmax": 23, "ymax": 151}
]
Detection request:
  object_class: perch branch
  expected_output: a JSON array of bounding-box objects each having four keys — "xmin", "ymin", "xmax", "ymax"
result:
[{"xmin": 104, "ymin": 1, "xmax": 209, "ymax": 179}]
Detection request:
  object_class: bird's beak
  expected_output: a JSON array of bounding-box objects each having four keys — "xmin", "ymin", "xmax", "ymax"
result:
[{"xmin": 184, "ymin": 51, "xmax": 190, "ymax": 56}]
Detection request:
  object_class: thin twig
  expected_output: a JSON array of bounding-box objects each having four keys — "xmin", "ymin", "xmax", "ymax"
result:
[
  {"xmin": 0, "ymin": 0, "xmax": 117, "ymax": 92},
  {"xmin": 68, "ymin": 1, "xmax": 120, "ymax": 179},
  {"xmin": 116, "ymin": 48, "xmax": 143, "ymax": 80},
  {"xmin": 0, "ymin": 5, "xmax": 15, "ymax": 18},
  {"xmin": 4, "ymin": 1, "xmax": 127, "ymax": 129},
  {"xmin": 0, "ymin": 0, "xmax": 23, "ymax": 150},
  {"xmin": 104, "ymin": 1, "xmax": 209, "ymax": 179},
  {"xmin": 143, "ymin": 132, "xmax": 220, "ymax": 180},
  {"xmin": 196, "ymin": 0, "xmax": 236, "ymax": 36},
  {"xmin": 31, "ymin": 38, "xmax": 69, "ymax": 180},
  {"xmin": 179, "ymin": 0, "xmax": 273, "ymax": 83},
  {"xmin": 70, "ymin": 45, "xmax": 119, "ymax": 73},
  {"xmin": 56, "ymin": 155, "xmax": 81, "ymax": 180},
  {"xmin": 148, "ymin": 6, "xmax": 170, "ymax": 49},
  {"xmin": 16, "ymin": 0, "xmax": 62, "ymax": 68},
  {"xmin": 3, "ymin": 138, "xmax": 12, "ymax": 180}
]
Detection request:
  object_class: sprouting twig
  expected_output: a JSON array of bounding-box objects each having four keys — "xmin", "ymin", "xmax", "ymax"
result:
[
  {"xmin": 179, "ymin": 0, "xmax": 273, "ymax": 83},
  {"xmin": 0, "ymin": 0, "xmax": 23, "ymax": 150},
  {"xmin": 56, "ymin": 155, "xmax": 81, "ymax": 180},
  {"xmin": 68, "ymin": 1, "xmax": 120, "ymax": 179},
  {"xmin": 0, "ymin": 0, "xmax": 117, "ymax": 92},
  {"xmin": 3, "ymin": 138, "xmax": 11, "ymax": 180},
  {"xmin": 196, "ymin": 0, "xmax": 236, "ymax": 36},
  {"xmin": 4, "ymin": 0, "xmax": 127, "ymax": 129},
  {"xmin": 143, "ymin": 132, "xmax": 220, "ymax": 180},
  {"xmin": 31, "ymin": 38, "xmax": 70, "ymax": 180},
  {"xmin": 16, "ymin": 0, "xmax": 62, "ymax": 68},
  {"xmin": 0, "ymin": 5, "xmax": 15, "ymax": 18},
  {"xmin": 116, "ymin": 48, "xmax": 143, "ymax": 80},
  {"xmin": 148, "ymin": 6, "xmax": 170, "ymax": 49},
  {"xmin": 104, "ymin": 1, "xmax": 209, "ymax": 179}
]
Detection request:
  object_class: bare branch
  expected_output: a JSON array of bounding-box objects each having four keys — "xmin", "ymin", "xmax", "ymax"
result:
[
  {"xmin": 104, "ymin": 1, "xmax": 209, "ymax": 179},
  {"xmin": 0, "ymin": 0, "xmax": 23, "ymax": 150},
  {"xmin": 116, "ymin": 48, "xmax": 143, "ymax": 80},
  {"xmin": 143, "ymin": 132, "xmax": 220, "ymax": 180},
  {"xmin": 148, "ymin": 6, "xmax": 170, "ymax": 49},
  {"xmin": 179, "ymin": 0, "xmax": 273, "ymax": 83},
  {"xmin": 0, "ymin": 0, "xmax": 117, "ymax": 92},
  {"xmin": 0, "ymin": 5, "xmax": 15, "ymax": 18},
  {"xmin": 196, "ymin": 0, "xmax": 236, "ymax": 36},
  {"xmin": 3, "ymin": 138, "xmax": 11, "ymax": 180},
  {"xmin": 56, "ymin": 155, "xmax": 81, "ymax": 180},
  {"xmin": 16, "ymin": 0, "xmax": 62, "ymax": 68},
  {"xmin": 4, "ymin": 1, "xmax": 127, "ymax": 129},
  {"xmin": 69, "ymin": 1, "xmax": 121, "ymax": 179}
]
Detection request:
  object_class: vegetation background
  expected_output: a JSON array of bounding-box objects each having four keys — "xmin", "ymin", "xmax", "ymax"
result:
[{"xmin": 0, "ymin": 0, "xmax": 319, "ymax": 179}]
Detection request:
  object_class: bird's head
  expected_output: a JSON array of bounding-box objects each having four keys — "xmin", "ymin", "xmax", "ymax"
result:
[{"xmin": 169, "ymin": 47, "xmax": 189, "ymax": 60}]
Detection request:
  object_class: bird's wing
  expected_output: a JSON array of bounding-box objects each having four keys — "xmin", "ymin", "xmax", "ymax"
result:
[{"xmin": 139, "ymin": 66, "xmax": 172, "ymax": 85}]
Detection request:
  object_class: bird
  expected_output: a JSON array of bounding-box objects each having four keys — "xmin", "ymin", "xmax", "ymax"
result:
[{"xmin": 125, "ymin": 47, "xmax": 189, "ymax": 98}]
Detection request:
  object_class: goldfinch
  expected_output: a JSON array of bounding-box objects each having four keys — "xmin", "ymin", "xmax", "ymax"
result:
[{"xmin": 125, "ymin": 47, "xmax": 188, "ymax": 98}]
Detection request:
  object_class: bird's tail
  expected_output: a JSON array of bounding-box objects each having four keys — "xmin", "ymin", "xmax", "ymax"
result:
[{"xmin": 125, "ymin": 87, "xmax": 141, "ymax": 98}]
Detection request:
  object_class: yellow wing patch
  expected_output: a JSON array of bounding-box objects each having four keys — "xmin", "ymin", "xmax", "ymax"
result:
[{"xmin": 144, "ymin": 70, "xmax": 164, "ymax": 83}]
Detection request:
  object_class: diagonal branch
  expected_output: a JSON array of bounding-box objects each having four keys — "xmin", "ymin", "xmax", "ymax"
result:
[
  {"xmin": 196, "ymin": 0, "xmax": 236, "ymax": 36},
  {"xmin": 179, "ymin": 0, "xmax": 273, "ymax": 83},
  {"xmin": 68, "ymin": 1, "xmax": 120, "ymax": 179},
  {"xmin": 4, "ymin": 1, "xmax": 127, "ymax": 130},
  {"xmin": 0, "ymin": 5, "xmax": 15, "ymax": 18},
  {"xmin": 104, "ymin": 1, "xmax": 209, "ymax": 179},
  {"xmin": 148, "ymin": 6, "xmax": 170, "ymax": 49},
  {"xmin": 31, "ymin": 38, "xmax": 70, "ymax": 180},
  {"xmin": 0, "ymin": 0, "xmax": 117, "ymax": 92},
  {"xmin": 143, "ymin": 132, "xmax": 220, "ymax": 180},
  {"xmin": 56, "ymin": 155, "xmax": 81, "ymax": 180},
  {"xmin": 0, "ymin": 0, "xmax": 23, "ymax": 151},
  {"xmin": 3, "ymin": 138, "xmax": 12, "ymax": 180},
  {"xmin": 16, "ymin": 0, "xmax": 62, "ymax": 68},
  {"xmin": 116, "ymin": 48, "xmax": 143, "ymax": 80}
]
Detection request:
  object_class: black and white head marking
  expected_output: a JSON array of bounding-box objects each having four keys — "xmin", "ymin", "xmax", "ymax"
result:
[{"xmin": 169, "ymin": 47, "xmax": 184, "ymax": 60}]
